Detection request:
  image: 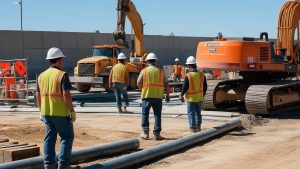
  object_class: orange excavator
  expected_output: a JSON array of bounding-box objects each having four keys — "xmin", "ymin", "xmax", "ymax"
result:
[{"xmin": 197, "ymin": 0, "xmax": 300, "ymax": 115}]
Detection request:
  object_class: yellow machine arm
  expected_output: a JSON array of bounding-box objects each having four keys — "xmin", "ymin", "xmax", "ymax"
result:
[
  {"xmin": 113, "ymin": 0, "xmax": 144, "ymax": 57},
  {"xmin": 276, "ymin": 0, "xmax": 300, "ymax": 63}
]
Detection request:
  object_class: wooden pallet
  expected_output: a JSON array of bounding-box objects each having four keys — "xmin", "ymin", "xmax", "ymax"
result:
[{"xmin": 0, "ymin": 138, "xmax": 40, "ymax": 163}]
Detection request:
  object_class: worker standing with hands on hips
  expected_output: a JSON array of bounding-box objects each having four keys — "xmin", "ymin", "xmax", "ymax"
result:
[
  {"xmin": 137, "ymin": 53, "xmax": 170, "ymax": 140},
  {"xmin": 36, "ymin": 47, "xmax": 76, "ymax": 169},
  {"xmin": 172, "ymin": 58, "xmax": 182, "ymax": 82},
  {"xmin": 109, "ymin": 52, "xmax": 130, "ymax": 113},
  {"xmin": 179, "ymin": 56, "xmax": 207, "ymax": 133}
]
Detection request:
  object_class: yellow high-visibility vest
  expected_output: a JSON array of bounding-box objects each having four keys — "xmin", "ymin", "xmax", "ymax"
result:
[
  {"xmin": 38, "ymin": 67, "xmax": 69, "ymax": 116},
  {"xmin": 185, "ymin": 71, "xmax": 204, "ymax": 102},
  {"xmin": 111, "ymin": 63, "xmax": 127, "ymax": 83},
  {"xmin": 141, "ymin": 66, "xmax": 164, "ymax": 99}
]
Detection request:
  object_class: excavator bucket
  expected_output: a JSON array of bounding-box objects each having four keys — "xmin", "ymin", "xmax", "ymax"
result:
[{"xmin": 113, "ymin": 30, "xmax": 128, "ymax": 47}]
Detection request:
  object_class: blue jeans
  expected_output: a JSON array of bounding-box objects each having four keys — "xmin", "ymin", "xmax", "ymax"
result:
[
  {"xmin": 173, "ymin": 75, "xmax": 181, "ymax": 82},
  {"xmin": 141, "ymin": 99, "xmax": 162, "ymax": 133},
  {"xmin": 42, "ymin": 116, "xmax": 74, "ymax": 169},
  {"xmin": 113, "ymin": 83, "xmax": 129, "ymax": 108},
  {"xmin": 187, "ymin": 102, "xmax": 202, "ymax": 131}
]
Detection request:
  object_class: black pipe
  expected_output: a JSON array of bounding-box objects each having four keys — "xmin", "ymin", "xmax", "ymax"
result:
[
  {"xmin": 0, "ymin": 138, "xmax": 139, "ymax": 169},
  {"xmin": 83, "ymin": 119, "xmax": 242, "ymax": 169}
]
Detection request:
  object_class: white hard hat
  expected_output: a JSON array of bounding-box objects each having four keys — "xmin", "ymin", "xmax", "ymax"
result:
[
  {"xmin": 145, "ymin": 53, "xmax": 158, "ymax": 61},
  {"xmin": 46, "ymin": 47, "xmax": 66, "ymax": 60},
  {"xmin": 117, "ymin": 53, "xmax": 127, "ymax": 60},
  {"xmin": 186, "ymin": 56, "xmax": 196, "ymax": 64},
  {"xmin": 175, "ymin": 58, "xmax": 179, "ymax": 62}
]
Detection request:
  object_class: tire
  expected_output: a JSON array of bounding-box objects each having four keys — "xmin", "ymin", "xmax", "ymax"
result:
[
  {"xmin": 76, "ymin": 83, "xmax": 91, "ymax": 92},
  {"xmin": 128, "ymin": 73, "xmax": 138, "ymax": 90},
  {"xmin": 103, "ymin": 77, "xmax": 114, "ymax": 93}
]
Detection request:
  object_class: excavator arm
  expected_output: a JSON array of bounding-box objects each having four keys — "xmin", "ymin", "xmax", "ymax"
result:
[
  {"xmin": 276, "ymin": 0, "xmax": 300, "ymax": 63},
  {"xmin": 113, "ymin": 0, "xmax": 144, "ymax": 57}
]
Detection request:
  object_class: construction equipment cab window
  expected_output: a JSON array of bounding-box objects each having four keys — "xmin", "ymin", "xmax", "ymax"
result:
[{"xmin": 92, "ymin": 48, "xmax": 121, "ymax": 58}]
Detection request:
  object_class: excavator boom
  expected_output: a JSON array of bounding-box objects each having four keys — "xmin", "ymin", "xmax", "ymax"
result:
[
  {"xmin": 113, "ymin": 0, "xmax": 144, "ymax": 57},
  {"xmin": 276, "ymin": 0, "xmax": 300, "ymax": 63}
]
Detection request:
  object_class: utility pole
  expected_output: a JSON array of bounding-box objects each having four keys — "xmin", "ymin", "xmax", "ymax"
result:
[
  {"xmin": 15, "ymin": 0, "xmax": 24, "ymax": 58},
  {"xmin": 15, "ymin": 0, "xmax": 23, "ymax": 31}
]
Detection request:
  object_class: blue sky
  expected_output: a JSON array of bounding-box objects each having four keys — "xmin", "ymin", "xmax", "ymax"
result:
[{"xmin": 0, "ymin": 0, "xmax": 286, "ymax": 38}]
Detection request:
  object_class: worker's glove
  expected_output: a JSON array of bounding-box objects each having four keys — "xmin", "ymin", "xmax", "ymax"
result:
[
  {"xmin": 109, "ymin": 84, "xmax": 114, "ymax": 90},
  {"xmin": 179, "ymin": 95, "xmax": 185, "ymax": 102},
  {"xmin": 40, "ymin": 114, "xmax": 43, "ymax": 122},
  {"xmin": 165, "ymin": 95, "xmax": 170, "ymax": 103},
  {"xmin": 70, "ymin": 112, "xmax": 76, "ymax": 123}
]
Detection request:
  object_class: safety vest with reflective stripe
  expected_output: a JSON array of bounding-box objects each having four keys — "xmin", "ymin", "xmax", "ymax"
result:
[
  {"xmin": 111, "ymin": 63, "xmax": 127, "ymax": 83},
  {"xmin": 141, "ymin": 66, "xmax": 164, "ymax": 99},
  {"xmin": 185, "ymin": 71, "xmax": 204, "ymax": 102},
  {"xmin": 38, "ymin": 67, "xmax": 69, "ymax": 116},
  {"xmin": 173, "ymin": 65, "xmax": 182, "ymax": 76}
]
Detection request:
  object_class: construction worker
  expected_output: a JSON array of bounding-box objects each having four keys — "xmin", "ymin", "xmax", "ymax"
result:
[
  {"xmin": 179, "ymin": 56, "xmax": 207, "ymax": 133},
  {"xmin": 213, "ymin": 70, "xmax": 221, "ymax": 79},
  {"xmin": 109, "ymin": 52, "xmax": 129, "ymax": 113},
  {"xmin": 36, "ymin": 47, "xmax": 76, "ymax": 169},
  {"xmin": 172, "ymin": 58, "xmax": 182, "ymax": 82},
  {"xmin": 137, "ymin": 53, "xmax": 170, "ymax": 140}
]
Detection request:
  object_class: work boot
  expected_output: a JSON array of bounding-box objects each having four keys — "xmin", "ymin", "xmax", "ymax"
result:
[
  {"xmin": 140, "ymin": 130, "xmax": 149, "ymax": 140},
  {"xmin": 184, "ymin": 129, "xmax": 196, "ymax": 135},
  {"xmin": 153, "ymin": 132, "xmax": 164, "ymax": 141},
  {"xmin": 196, "ymin": 126, "xmax": 202, "ymax": 132},
  {"xmin": 123, "ymin": 106, "xmax": 133, "ymax": 113},
  {"xmin": 118, "ymin": 107, "xmax": 123, "ymax": 113},
  {"xmin": 58, "ymin": 165, "xmax": 81, "ymax": 169}
]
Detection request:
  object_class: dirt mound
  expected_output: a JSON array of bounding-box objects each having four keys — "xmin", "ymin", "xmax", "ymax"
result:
[{"xmin": 240, "ymin": 114, "xmax": 267, "ymax": 130}]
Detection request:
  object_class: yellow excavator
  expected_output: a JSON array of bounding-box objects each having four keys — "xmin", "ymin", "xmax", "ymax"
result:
[{"xmin": 72, "ymin": 0, "xmax": 146, "ymax": 92}]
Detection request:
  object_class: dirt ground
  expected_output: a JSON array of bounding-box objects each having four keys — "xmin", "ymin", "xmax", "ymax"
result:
[{"xmin": 0, "ymin": 112, "xmax": 300, "ymax": 169}]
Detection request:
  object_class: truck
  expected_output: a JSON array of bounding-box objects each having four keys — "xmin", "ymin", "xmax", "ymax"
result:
[{"xmin": 72, "ymin": 0, "xmax": 147, "ymax": 92}]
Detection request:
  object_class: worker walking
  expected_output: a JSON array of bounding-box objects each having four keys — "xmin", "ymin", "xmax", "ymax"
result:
[
  {"xmin": 109, "ymin": 53, "xmax": 130, "ymax": 113},
  {"xmin": 36, "ymin": 47, "xmax": 76, "ymax": 169},
  {"xmin": 172, "ymin": 58, "xmax": 182, "ymax": 82},
  {"xmin": 179, "ymin": 56, "xmax": 207, "ymax": 133},
  {"xmin": 137, "ymin": 53, "xmax": 170, "ymax": 140}
]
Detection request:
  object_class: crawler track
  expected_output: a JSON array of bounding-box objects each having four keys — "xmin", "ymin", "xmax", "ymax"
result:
[
  {"xmin": 204, "ymin": 80, "xmax": 300, "ymax": 115},
  {"xmin": 203, "ymin": 80, "xmax": 221, "ymax": 110},
  {"xmin": 245, "ymin": 81, "xmax": 300, "ymax": 114}
]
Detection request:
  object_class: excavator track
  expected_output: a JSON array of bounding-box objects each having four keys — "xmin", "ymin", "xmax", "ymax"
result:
[
  {"xmin": 203, "ymin": 79, "xmax": 248, "ymax": 110},
  {"xmin": 245, "ymin": 85, "xmax": 273, "ymax": 114},
  {"xmin": 204, "ymin": 79, "xmax": 300, "ymax": 115},
  {"xmin": 245, "ymin": 81, "xmax": 300, "ymax": 115},
  {"xmin": 203, "ymin": 80, "xmax": 221, "ymax": 110}
]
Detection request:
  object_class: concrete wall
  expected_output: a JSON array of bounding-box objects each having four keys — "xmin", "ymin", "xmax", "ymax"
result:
[{"xmin": 0, "ymin": 30, "xmax": 213, "ymax": 79}]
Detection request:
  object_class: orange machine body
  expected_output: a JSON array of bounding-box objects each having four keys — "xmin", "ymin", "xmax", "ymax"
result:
[{"xmin": 197, "ymin": 39, "xmax": 300, "ymax": 75}]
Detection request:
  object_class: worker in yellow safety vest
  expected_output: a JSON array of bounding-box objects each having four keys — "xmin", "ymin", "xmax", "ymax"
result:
[
  {"xmin": 36, "ymin": 47, "xmax": 77, "ymax": 169},
  {"xmin": 109, "ymin": 53, "xmax": 129, "ymax": 113},
  {"xmin": 172, "ymin": 58, "xmax": 182, "ymax": 82},
  {"xmin": 137, "ymin": 53, "xmax": 170, "ymax": 140},
  {"xmin": 179, "ymin": 56, "xmax": 207, "ymax": 133}
]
